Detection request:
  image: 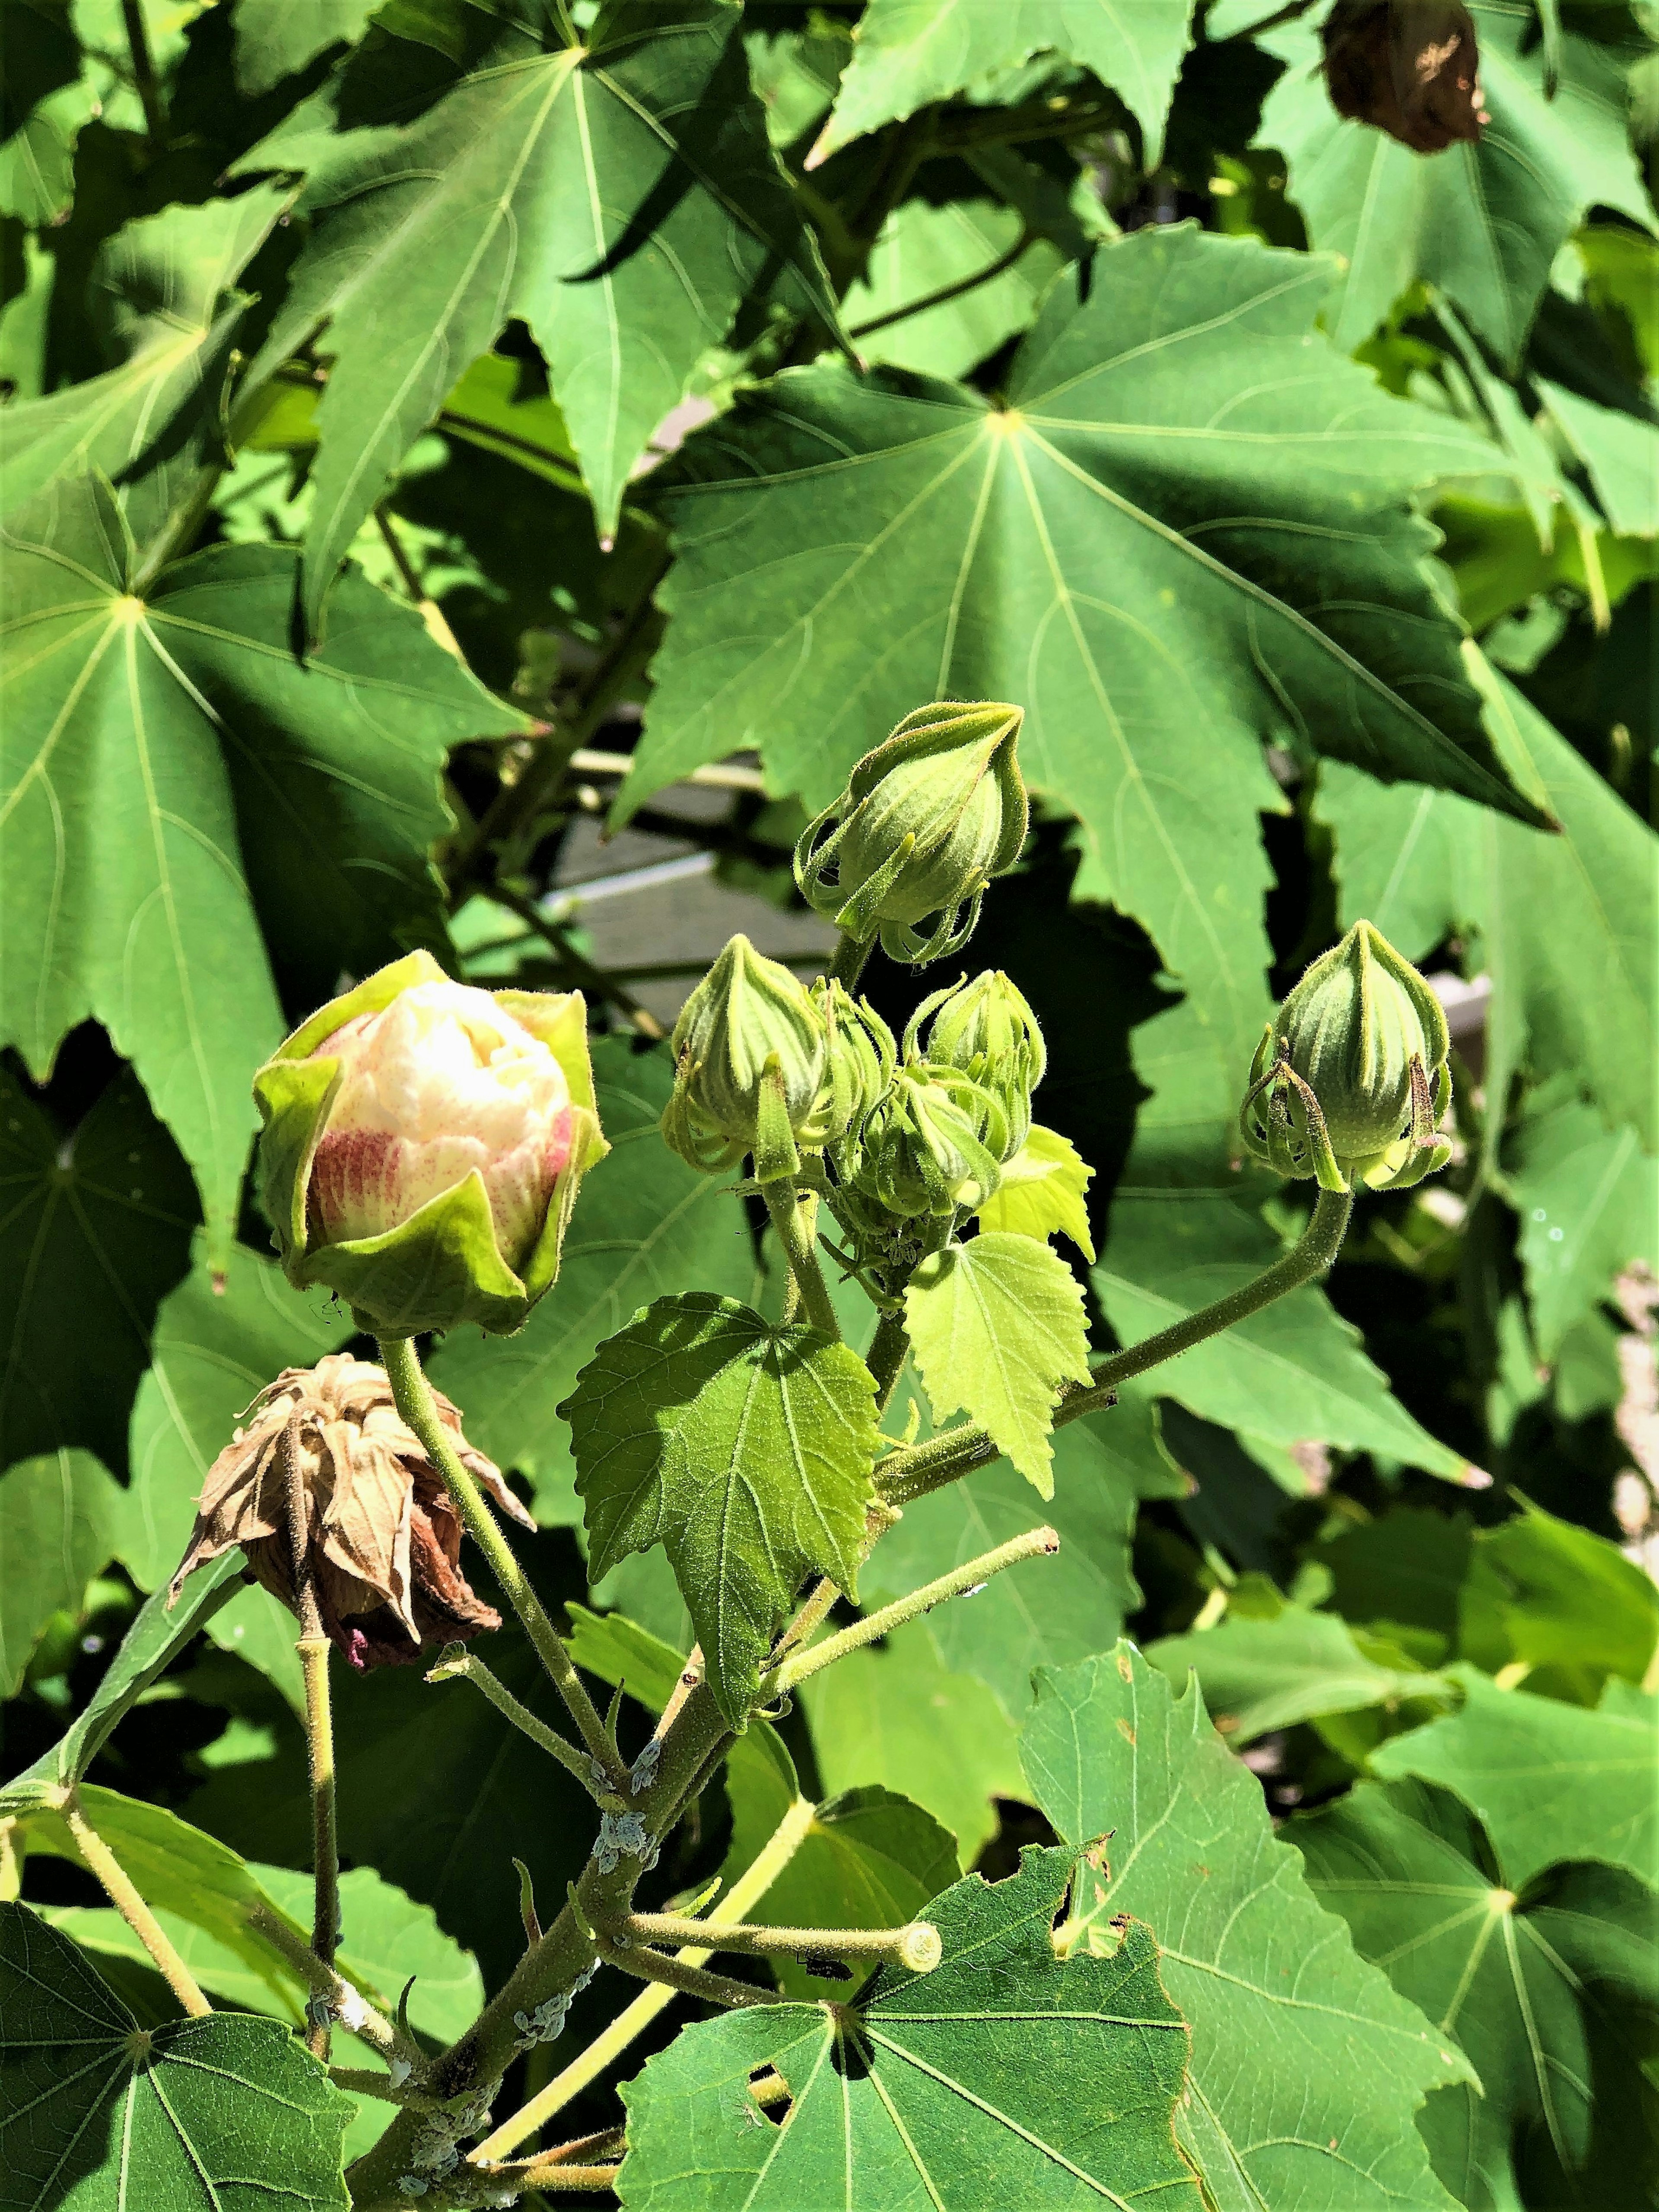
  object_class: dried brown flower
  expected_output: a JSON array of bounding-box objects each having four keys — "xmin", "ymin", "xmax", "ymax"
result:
[
  {"xmin": 167, "ymin": 1354, "xmax": 534, "ymax": 1670},
  {"xmin": 1323, "ymin": 0, "xmax": 1490, "ymax": 153}
]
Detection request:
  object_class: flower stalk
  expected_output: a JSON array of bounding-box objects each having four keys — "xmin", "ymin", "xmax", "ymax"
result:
[
  {"xmin": 282, "ymin": 1412, "xmax": 340, "ymax": 2056},
  {"xmin": 763, "ymin": 1183, "xmax": 841, "ymax": 1337}
]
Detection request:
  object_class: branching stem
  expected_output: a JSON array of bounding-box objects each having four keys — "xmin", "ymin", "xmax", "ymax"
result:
[
  {"xmin": 763, "ymin": 1185, "xmax": 841, "ymax": 1337},
  {"xmin": 425, "ymin": 1647, "xmax": 604, "ymax": 1797},
  {"xmin": 378, "ymin": 1335, "xmax": 627, "ymax": 1789}
]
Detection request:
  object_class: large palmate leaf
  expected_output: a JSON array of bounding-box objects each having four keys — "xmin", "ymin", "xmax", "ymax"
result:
[
  {"xmin": 617, "ymin": 1847, "xmax": 1202, "ymax": 2212},
  {"xmin": 819, "ymin": 0, "xmax": 1200, "ymax": 169},
  {"xmin": 1258, "ymin": 3, "xmax": 1655, "ymax": 363},
  {"xmin": 0, "ymin": 1902, "xmax": 353, "ymax": 2211},
  {"xmin": 623, "ymin": 224, "xmax": 1539, "ymax": 1096},
  {"xmin": 802, "ymin": 1619, "xmax": 1030, "ymax": 1863},
  {"xmin": 240, "ymin": 0, "xmax": 836, "ymax": 625},
  {"xmin": 0, "ymin": 473, "xmax": 517, "ymax": 1254},
  {"xmin": 1146, "ymin": 1601, "xmax": 1453, "ymax": 1745},
  {"xmin": 1292, "ymin": 1777, "xmax": 1659, "ymax": 2212},
  {"xmin": 1320, "ymin": 651, "xmax": 1659, "ymax": 1146},
  {"xmin": 904, "ymin": 1231, "xmax": 1090, "ymax": 1496},
  {"xmin": 0, "ymin": 1060, "xmax": 197, "ymax": 1474},
  {"xmin": 0, "ymin": 189, "xmax": 292, "ymax": 542},
  {"xmin": 1460, "ymin": 1498, "xmax": 1659, "ymax": 1690},
  {"xmin": 430, "ymin": 1037, "xmax": 757, "ymax": 1520},
  {"xmin": 1504, "ymin": 1088, "xmax": 1659, "ymax": 1358},
  {"xmin": 1371, "ymin": 1669, "xmax": 1659, "ymax": 1888},
  {"xmin": 565, "ymin": 1292, "xmax": 878, "ymax": 1721},
  {"xmin": 861, "ymin": 1394, "xmax": 1183, "ymax": 1717},
  {"xmin": 1023, "ymin": 1644, "xmax": 1475, "ymax": 2211}
]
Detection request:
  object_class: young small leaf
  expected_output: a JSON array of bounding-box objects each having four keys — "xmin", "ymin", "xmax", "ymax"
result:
[
  {"xmin": 904, "ymin": 1231, "xmax": 1090, "ymax": 1498},
  {"xmin": 564, "ymin": 1294, "xmax": 878, "ymax": 1723},
  {"xmin": 617, "ymin": 1848, "xmax": 1201, "ymax": 2211},
  {"xmin": 975, "ymin": 1121, "xmax": 1096, "ymax": 1260}
]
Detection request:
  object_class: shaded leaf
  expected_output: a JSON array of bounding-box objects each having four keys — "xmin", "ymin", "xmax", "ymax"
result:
[
  {"xmin": 1259, "ymin": 3, "xmax": 1655, "ymax": 364},
  {"xmin": 1320, "ymin": 651, "xmax": 1659, "ymax": 1146},
  {"xmin": 0, "ymin": 1901, "xmax": 352, "ymax": 2210},
  {"xmin": 1022, "ymin": 1643, "xmax": 1475, "ymax": 2210},
  {"xmin": 617, "ymin": 1848, "xmax": 1202, "ymax": 2212},
  {"xmin": 430, "ymin": 1037, "xmax": 758, "ymax": 1521},
  {"xmin": 820, "ymin": 0, "xmax": 1201, "ymax": 170},
  {"xmin": 760, "ymin": 1785, "xmax": 960, "ymax": 2001},
  {"xmin": 1540, "ymin": 378, "xmax": 1659, "ymax": 540},
  {"xmin": 0, "ymin": 0, "xmax": 96, "ymax": 224},
  {"xmin": 241, "ymin": 0, "xmax": 837, "ymax": 624},
  {"xmin": 1371, "ymin": 1668, "xmax": 1659, "ymax": 1888},
  {"xmin": 904, "ymin": 1231, "xmax": 1091, "ymax": 1497},
  {"xmin": 1291, "ymin": 1776, "xmax": 1659, "ymax": 2212},
  {"xmin": 0, "ymin": 1451, "xmax": 132, "ymax": 1697},
  {"xmin": 1505, "ymin": 1088, "xmax": 1658, "ymax": 1359},
  {"xmin": 1146, "ymin": 1599, "xmax": 1453, "ymax": 1744},
  {"xmin": 232, "ymin": 0, "xmax": 380, "ymax": 97},
  {"xmin": 1460, "ymin": 1497, "xmax": 1659, "ymax": 1690},
  {"xmin": 843, "ymin": 187, "xmax": 1065, "ymax": 380},
  {"xmin": 624, "ymin": 225, "xmax": 1538, "ymax": 1109}
]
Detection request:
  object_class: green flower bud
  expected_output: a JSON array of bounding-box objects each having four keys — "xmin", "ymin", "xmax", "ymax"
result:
[
  {"xmin": 661, "ymin": 935, "xmax": 842, "ymax": 1184},
  {"xmin": 840, "ymin": 1063, "xmax": 1009, "ymax": 1222},
  {"xmin": 1240, "ymin": 920, "xmax": 1453, "ymax": 1193},
  {"xmin": 813, "ymin": 978, "xmax": 896, "ymax": 1138},
  {"xmin": 906, "ymin": 969, "xmax": 1045, "ymax": 1158},
  {"xmin": 254, "ymin": 952, "xmax": 607, "ymax": 1338},
  {"xmin": 794, "ymin": 701, "xmax": 1029, "ymax": 963}
]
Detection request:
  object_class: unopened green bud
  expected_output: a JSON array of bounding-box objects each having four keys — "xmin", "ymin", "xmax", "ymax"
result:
[
  {"xmin": 1240, "ymin": 920, "xmax": 1453, "ymax": 1193},
  {"xmin": 906, "ymin": 969, "xmax": 1045, "ymax": 1158},
  {"xmin": 795, "ymin": 701, "xmax": 1028, "ymax": 964},
  {"xmin": 841, "ymin": 1064, "xmax": 1009, "ymax": 1221},
  {"xmin": 813, "ymin": 978, "xmax": 896, "ymax": 1137},
  {"xmin": 661, "ymin": 936, "xmax": 840, "ymax": 1183}
]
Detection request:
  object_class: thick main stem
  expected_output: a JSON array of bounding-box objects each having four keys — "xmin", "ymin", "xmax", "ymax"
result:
[
  {"xmin": 378, "ymin": 1335, "xmax": 625, "ymax": 1785},
  {"xmin": 282, "ymin": 1413, "xmax": 339, "ymax": 2059},
  {"xmin": 57, "ymin": 1790, "xmax": 211, "ymax": 2018},
  {"xmin": 763, "ymin": 1185, "xmax": 840, "ymax": 1337},
  {"xmin": 880, "ymin": 1187, "xmax": 1355, "ymax": 1507}
]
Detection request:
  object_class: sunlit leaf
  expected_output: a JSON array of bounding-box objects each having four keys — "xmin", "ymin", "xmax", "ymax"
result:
[{"xmin": 1147, "ymin": 1600, "xmax": 1453, "ymax": 1745}]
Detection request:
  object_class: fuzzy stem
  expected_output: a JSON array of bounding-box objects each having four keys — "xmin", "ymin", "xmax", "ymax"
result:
[
  {"xmin": 474, "ymin": 1796, "xmax": 817, "ymax": 2163},
  {"xmin": 426, "ymin": 1647, "xmax": 604, "ymax": 1798},
  {"xmin": 245, "ymin": 1905, "xmax": 413, "ymax": 2068},
  {"xmin": 763, "ymin": 1185, "xmax": 840, "ymax": 1338},
  {"xmin": 879, "ymin": 1187, "xmax": 1356, "ymax": 1507},
  {"xmin": 486, "ymin": 2157, "xmax": 621, "ymax": 2194},
  {"xmin": 594, "ymin": 1939, "xmax": 769, "ymax": 2010},
  {"xmin": 327, "ymin": 2069, "xmax": 441, "ymax": 2112},
  {"xmin": 830, "ymin": 932, "xmax": 875, "ymax": 990},
  {"xmin": 56, "ymin": 1789, "xmax": 211, "ymax": 2018},
  {"xmin": 770, "ymin": 1526, "xmax": 1059, "ymax": 1692},
  {"xmin": 282, "ymin": 1411, "xmax": 340, "ymax": 2059},
  {"xmin": 616, "ymin": 1912, "xmax": 940, "ymax": 1969},
  {"xmin": 378, "ymin": 1335, "xmax": 626, "ymax": 1786}
]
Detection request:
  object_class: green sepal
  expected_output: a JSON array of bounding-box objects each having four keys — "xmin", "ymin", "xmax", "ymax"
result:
[
  {"xmin": 252, "ymin": 1053, "xmax": 343, "ymax": 1263},
  {"xmin": 296, "ymin": 1167, "xmax": 532, "ymax": 1337},
  {"xmin": 520, "ymin": 1101, "xmax": 607, "ymax": 1302},
  {"xmin": 751, "ymin": 1060, "xmax": 804, "ymax": 1186}
]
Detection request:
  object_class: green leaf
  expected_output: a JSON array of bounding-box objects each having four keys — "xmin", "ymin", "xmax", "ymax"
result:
[
  {"xmin": 843, "ymin": 189, "xmax": 1065, "ymax": 380},
  {"xmin": 1146, "ymin": 1600, "xmax": 1453, "ymax": 1745},
  {"xmin": 0, "ymin": 190, "xmax": 292, "ymax": 542},
  {"xmin": 1320, "ymin": 651, "xmax": 1659, "ymax": 1146},
  {"xmin": 0, "ymin": 473, "xmax": 516, "ymax": 1253},
  {"xmin": 624, "ymin": 224, "xmax": 1539, "ymax": 1104},
  {"xmin": 819, "ymin": 0, "xmax": 1201, "ymax": 170},
  {"xmin": 975, "ymin": 1120, "xmax": 1095, "ymax": 1260},
  {"xmin": 566, "ymin": 1292, "xmax": 878, "ymax": 1723},
  {"xmin": 1460, "ymin": 1497, "xmax": 1659, "ymax": 1690},
  {"xmin": 759, "ymin": 1785, "xmax": 960, "ymax": 2001},
  {"xmin": 904, "ymin": 1231, "xmax": 1091, "ymax": 1498},
  {"xmin": 0, "ymin": 1451, "xmax": 131, "ymax": 1697},
  {"xmin": 0, "ymin": 0, "xmax": 97, "ymax": 224},
  {"xmin": 232, "ymin": 0, "xmax": 380, "ymax": 96},
  {"xmin": 241, "ymin": 0, "xmax": 837, "ymax": 625},
  {"xmin": 801, "ymin": 1620, "xmax": 1029, "ymax": 1863},
  {"xmin": 1505, "ymin": 1087, "xmax": 1659, "ymax": 1359},
  {"xmin": 0, "ymin": 1060, "xmax": 197, "ymax": 1475},
  {"xmin": 616, "ymin": 1848, "xmax": 1202, "ymax": 2212},
  {"xmin": 1540, "ymin": 378, "xmax": 1659, "ymax": 540},
  {"xmin": 0, "ymin": 1558, "xmax": 245, "ymax": 1818},
  {"xmin": 1022, "ymin": 1644, "xmax": 1476, "ymax": 2210},
  {"xmin": 1371, "ymin": 1668, "xmax": 1659, "ymax": 1888},
  {"xmin": 435, "ymin": 351, "xmax": 584, "ymax": 496},
  {"xmin": 862, "ymin": 1395, "xmax": 1181, "ymax": 1717},
  {"xmin": 1316, "ymin": 1507, "xmax": 1475, "ymax": 1645},
  {"xmin": 1290, "ymin": 1776, "xmax": 1659, "ymax": 2212},
  {"xmin": 429, "ymin": 1037, "xmax": 758, "ymax": 1521},
  {"xmin": 0, "ymin": 1901, "xmax": 352, "ymax": 2210},
  {"xmin": 1258, "ymin": 4, "xmax": 1656, "ymax": 364}
]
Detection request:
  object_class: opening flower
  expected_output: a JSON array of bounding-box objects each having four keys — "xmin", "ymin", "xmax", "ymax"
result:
[
  {"xmin": 255, "ymin": 952, "xmax": 607, "ymax": 1336},
  {"xmin": 167, "ymin": 1355, "xmax": 531, "ymax": 1671}
]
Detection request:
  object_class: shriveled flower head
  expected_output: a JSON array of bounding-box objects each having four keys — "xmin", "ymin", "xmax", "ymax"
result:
[
  {"xmin": 167, "ymin": 1354, "xmax": 533, "ymax": 1671},
  {"xmin": 1322, "ymin": 0, "xmax": 1488, "ymax": 152}
]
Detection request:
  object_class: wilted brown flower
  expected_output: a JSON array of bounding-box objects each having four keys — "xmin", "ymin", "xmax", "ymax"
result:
[
  {"xmin": 167, "ymin": 1354, "xmax": 534, "ymax": 1670},
  {"xmin": 1323, "ymin": 0, "xmax": 1489, "ymax": 152}
]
